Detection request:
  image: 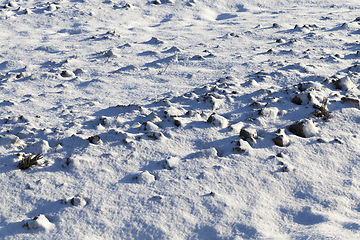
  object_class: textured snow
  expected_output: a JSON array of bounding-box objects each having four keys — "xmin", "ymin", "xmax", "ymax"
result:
[{"xmin": 1, "ymin": 0, "xmax": 360, "ymax": 239}]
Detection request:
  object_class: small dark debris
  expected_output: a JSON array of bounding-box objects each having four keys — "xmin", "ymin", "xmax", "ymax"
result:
[
  {"xmin": 60, "ymin": 70, "xmax": 68, "ymax": 77},
  {"xmin": 152, "ymin": 195, "xmax": 163, "ymax": 200},
  {"xmin": 147, "ymin": 132, "xmax": 163, "ymax": 140},
  {"xmin": 291, "ymin": 95, "xmax": 303, "ymax": 105},
  {"xmin": 229, "ymin": 33, "xmax": 239, "ymax": 37},
  {"xmin": 250, "ymin": 102, "xmax": 261, "ymax": 107},
  {"xmin": 206, "ymin": 113, "xmax": 216, "ymax": 124},
  {"xmin": 282, "ymin": 166, "xmax": 291, "ymax": 172},
  {"xmin": 174, "ymin": 119, "xmax": 181, "ymax": 127},
  {"xmin": 233, "ymin": 146, "xmax": 245, "ymax": 153},
  {"xmin": 65, "ymin": 158, "xmax": 71, "ymax": 166}
]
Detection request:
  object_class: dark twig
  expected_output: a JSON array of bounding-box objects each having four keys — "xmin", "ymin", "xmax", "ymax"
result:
[
  {"xmin": 55, "ymin": 137, "xmax": 60, "ymax": 152},
  {"xmin": 158, "ymin": 62, "xmax": 170, "ymax": 75},
  {"xmin": 313, "ymin": 97, "xmax": 331, "ymax": 121}
]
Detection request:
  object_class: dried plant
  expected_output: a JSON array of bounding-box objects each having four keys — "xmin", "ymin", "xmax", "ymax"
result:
[
  {"xmin": 18, "ymin": 153, "xmax": 43, "ymax": 170},
  {"xmin": 313, "ymin": 97, "xmax": 331, "ymax": 121}
]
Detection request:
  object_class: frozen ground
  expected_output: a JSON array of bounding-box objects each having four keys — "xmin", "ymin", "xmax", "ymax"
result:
[{"xmin": 1, "ymin": 0, "xmax": 360, "ymax": 239}]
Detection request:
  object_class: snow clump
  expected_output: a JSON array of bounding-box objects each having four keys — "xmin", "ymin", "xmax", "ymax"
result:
[
  {"xmin": 0, "ymin": 134, "xmax": 25, "ymax": 150},
  {"xmin": 71, "ymin": 197, "xmax": 87, "ymax": 207},
  {"xmin": 23, "ymin": 215, "xmax": 55, "ymax": 231},
  {"xmin": 24, "ymin": 140, "xmax": 51, "ymax": 154},
  {"xmin": 198, "ymin": 147, "xmax": 218, "ymax": 158},
  {"xmin": 163, "ymin": 156, "xmax": 180, "ymax": 170},
  {"xmin": 206, "ymin": 113, "xmax": 229, "ymax": 128},
  {"xmin": 289, "ymin": 119, "xmax": 319, "ymax": 138},
  {"xmin": 135, "ymin": 171, "xmax": 156, "ymax": 184}
]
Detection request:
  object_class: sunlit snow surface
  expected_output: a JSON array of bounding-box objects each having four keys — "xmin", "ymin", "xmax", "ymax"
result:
[{"xmin": 1, "ymin": 0, "xmax": 360, "ymax": 239}]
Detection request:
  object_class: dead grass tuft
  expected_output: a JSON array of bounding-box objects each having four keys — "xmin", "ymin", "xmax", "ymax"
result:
[{"xmin": 17, "ymin": 153, "xmax": 43, "ymax": 170}]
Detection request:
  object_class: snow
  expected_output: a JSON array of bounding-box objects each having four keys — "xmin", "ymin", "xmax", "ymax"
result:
[
  {"xmin": 163, "ymin": 156, "xmax": 180, "ymax": 170},
  {"xmin": 1, "ymin": 0, "xmax": 360, "ymax": 239},
  {"xmin": 136, "ymin": 171, "xmax": 156, "ymax": 184},
  {"xmin": 23, "ymin": 215, "xmax": 55, "ymax": 232}
]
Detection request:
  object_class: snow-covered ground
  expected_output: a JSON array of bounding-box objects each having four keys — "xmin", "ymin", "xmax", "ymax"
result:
[{"xmin": 1, "ymin": 0, "xmax": 360, "ymax": 239}]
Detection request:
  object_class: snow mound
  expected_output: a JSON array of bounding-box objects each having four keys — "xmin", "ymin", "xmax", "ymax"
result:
[
  {"xmin": 259, "ymin": 107, "xmax": 279, "ymax": 118},
  {"xmin": 234, "ymin": 139, "xmax": 252, "ymax": 153},
  {"xmin": 113, "ymin": 65, "xmax": 140, "ymax": 73},
  {"xmin": 67, "ymin": 156, "xmax": 92, "ymax": 169},
  {"xmin": 23, "ymin": 215, "xmax": 55, "ymax": 231},
  {"xmin": 198, "ymin": 147, "xmax": 218, "ymax": 158},
  {"xmin": 100, "ymin": 116, "xmax": 125, "ymax": 127},
  {"xmin": 46, "ymin": 3, "xmax": 58, "ymax": 12},
  {"xmin": 0, "ymin": 134, "xmax": 25, "ymax": 150},
  {"xmin": 143, "ymin": 37, "xmax": 164, "ymax": 44},
  {"xmin": 135, "ymin": 171, "xmax": 156, "ymax": 184},
  {"xmin": 24, "ymin": 140, "xmax": 51, "ymax": 154},
  {"xmin": 230, "ymin": 122, "xmax": 245, "ymax": 133},
  {"xmin": 74, "ymin": 68, "xmax": 86, "ymax": 76},
  {"xmin": 289, "ymin": 119, "xmax": 318, "ymax": 138},
  {"xmin": 206, "ymin": 113, "xmax": 229, "ymax": 128},
  {"xmin": 60, "ymin": 70, "xmax": 75, "ymax": 78},
  {"xmin": 334, "ymin": 76, "xmax": 356, "ymax": 91},
  {"xmin": 272, "ymin": 129, "xmax": 290, "ymax": 147},
  {"xmin": 141, "ymin": 121, "xmax": 159, "ymax": 131},
  {"xmin": 189, "ymin": 55, "xmax": 205, "ymax": 61},
  {"xmin": 163, "ymin": 46, "xmax": 182, "ymax": 53},
  {"xmin": 0, "ymin": 60, "xmax": 24, "ymax": 71},
  {"xmin": 163, "ymin": 156, "xmax": 180, "ymax": 170},
  {"xmin": 240, "ymin": 128, "xmax": 257, "ymax": 139}
]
